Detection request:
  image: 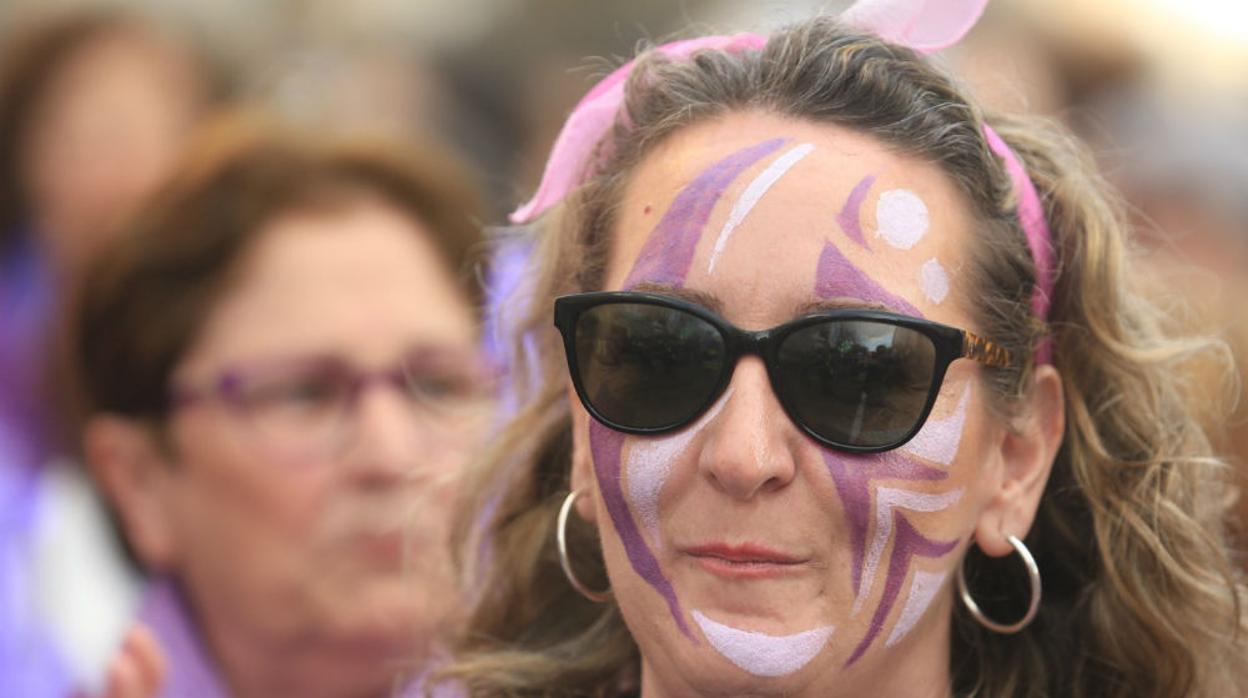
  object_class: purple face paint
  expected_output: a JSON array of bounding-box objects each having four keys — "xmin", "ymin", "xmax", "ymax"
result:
[
  {"xmin": 692, "ymin": 610, "xmax": 834, "ymax": 677},
  {"xmin": 885, "ymin": 568, "xmax": 947, "ymax": 648},
  {"xmin": 822, "ymin": 451, "xmax": 946, "ymax": 599},
  {"xmin": 623, "ymin": 138, "xmax": 786, "ymax": 289},
  {"xmin": 592, "ymin": 137, "xmax": 793, "ymax": 641},
  {"xmin": 589, "ymin": 420, "xmax": 695, "ymax": 640},
  {"xmin": 875, "ymin": 189, "xmax": 930, "ymax": 250},
  {"xmin": 814, "ymin": 241, "xmax": 923, "ymax": 317},
  {"xmin": 901, "ymin": 385, "xmax": 970, "ymax": 467},
  {"xmin": 836, "ymin": 174, "xmax": 876, "ymax": 248},
  {"xmin": 855, "ymin": 485, "xmax": 963, "ymax": 615},
  {"xmin": 707, "ymin": 142, "xmax": 815, "ymax": 274},
  {"xmin": 845, "ymin": 513, "xmax": 958, "ymax": 666},
  {"xmin": 919, "ymin": 258, "xmax": 950, "ymax": 305}
]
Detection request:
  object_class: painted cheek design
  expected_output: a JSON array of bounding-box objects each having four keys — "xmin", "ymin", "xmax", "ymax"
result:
[
  {"xmin": 854, "ymin": 486, "xmax": 964, "ymax": 615},
  {"xmin": 919, "ymin": 257, "xmax": 950, "ymax": 305},
  {"xmin": 837, "ymin": 174, "xmax": 877, "ymax": 249},
  {"xmin": 624, "ymin": 138, "xmax": 786, "ymax": 289},
  {"xmin": 875, "ymin": 189, "xmax": 930, "ymax": 250},
  {"xmin": 823, "ymin": 452, "xmax": 946, "ymax": 602},
  {"xmin": 900, "ymin": 385, "xmax": 971, "ymax": 467},
  {"xmin": 707, "ymin": 142, "xmax": 815, "ymax": 274},
  {"xmin": 692, "ymin": 610, "xmax": 835, "ymax": 677},
  {"xmin": 885, "ymin": 568, "xmax": 948, "ymax": 648},
  {"xmin": 846, "ymin": 513, "xmax": 957, "ymax": 665},
  {"xmin": 590, "ymin": 420, "xmax": 695, "ymax": 639},
  {"xmin": 624, "ymin": 389, "xmax": 734, "ymax": 547}
]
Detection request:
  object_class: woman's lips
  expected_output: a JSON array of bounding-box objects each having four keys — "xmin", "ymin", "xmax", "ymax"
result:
[{"xmin": 682, "ymin": 542, "xmax": 811, "ymax": 580}]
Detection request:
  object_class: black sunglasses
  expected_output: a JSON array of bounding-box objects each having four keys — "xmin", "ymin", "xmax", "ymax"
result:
[{"xmin": 554, "ymin": 291, "xmax": 1012, "ymax": 453}]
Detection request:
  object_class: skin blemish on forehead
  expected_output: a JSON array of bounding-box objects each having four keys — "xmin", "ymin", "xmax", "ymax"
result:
[
  {"xmin": 901, "ymin": 385, "xmax": 971, "ymax": 467},
  {"xmin": 590, "ymin": 421, "xmax": 695, "ymax": 640},
  {"xmin": 875, "ymin": 189, "xmax": 930, "ymax": 250},
  {"xmin": 919, "ymin": 258, "xmax": 950, "ymax": 305},
  {"xmin": 644, "ymin": 205, "xmax": 652, "ymax": 215},
  {"xmin": 692, "ymin": 610, "xmax": 834, "ymax": 678},
  {"xmin": 846, "ymin": 514, "xmax": 958, "ymax": 666},
  {"xmin": 624, "ymin": 138, "xmax": 787, "ymax": 289},
  {"xmin": 625, "ymin": 389, "xmax": 733, "ymax": 548},
  {"xmin": 885, "ymin": 568, "xmax": 948, "ymax": 648},
  {"xmin": 707, "ymin": 142, "xmax": 815, "ymax": 274},
  {"xmin": 814, "ymin": 241, "xmax": 923, "ymax": 317},
  {"xmin": 853, "ymin": 486, "xmax": 964, "ymax": 616},
  {"xmin": 836, "ymin": 174, "xmax": 876, "ymax": 249}
]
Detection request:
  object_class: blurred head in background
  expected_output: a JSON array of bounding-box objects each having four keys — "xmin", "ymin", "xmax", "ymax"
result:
[
  {"xmin": 0, "ymin": 8, "xmax": 221, "ymax": 283},
  {"xmin": 71, "ymin": 118, "xmax": 491, "ymax": 698}
]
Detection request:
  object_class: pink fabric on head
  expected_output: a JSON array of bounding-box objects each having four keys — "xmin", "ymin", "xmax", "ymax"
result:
[
  {"xmin": 509, "ymin": 0, "xmax": 1055, "ymax": 359},
  {"xmin": 840, "ymin": 0, "xmax": 989, "ymax": 55},
  {"xmin": 509, "ymin": 33, "xmax": 767, "ymax": 224},
  {"xmin": 983, "ymin": 124, "xmax": 1054, "ymax": 363}
]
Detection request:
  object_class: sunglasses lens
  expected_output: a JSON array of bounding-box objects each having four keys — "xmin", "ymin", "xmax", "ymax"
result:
[
  {"xmin": 776, "ymin": 320, "xmax": 937, "ymax": 448},
  {"xmin": 573, "ymin": 302, "xmax": 726, "ymax": 430}
]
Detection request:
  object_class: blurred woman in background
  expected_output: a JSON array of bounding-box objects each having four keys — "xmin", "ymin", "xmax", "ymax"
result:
[
  {"xmin": 70, "ymin": 120, "xmax": 492, "ymax": 697},
  {"xmin": 0, "ymin": 10, "xmax": 221, "ymax": 694}
]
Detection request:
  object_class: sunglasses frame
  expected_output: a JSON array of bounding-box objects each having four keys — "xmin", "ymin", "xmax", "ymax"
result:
[{"xmin": 554, "ymin": 291, "xmax": 1012, "ymax": 454}]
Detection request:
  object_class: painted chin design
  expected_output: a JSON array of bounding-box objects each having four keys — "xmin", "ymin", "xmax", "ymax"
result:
[
  {"xmin": 692, "ymin": 610, "xmax": 835, "ymax": 678},
  {"xmin": 590, "ymin": 137, "xmax": 968, "ymax": 677}
]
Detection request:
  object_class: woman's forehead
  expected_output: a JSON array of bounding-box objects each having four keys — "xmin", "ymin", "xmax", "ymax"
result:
[{"xmin": 607, "ymin": 113, "xmax": 975, "ymax": 325}]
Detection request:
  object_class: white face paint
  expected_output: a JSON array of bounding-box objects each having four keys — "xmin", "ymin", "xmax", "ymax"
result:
[
  {"xmin": 901, "ymin": 385, "xmax": 971, "ymax": 467},
  {"xmin": 707, "ymin": 143, "xmax": 815, "ymax": 274},
  {"xmin": 875, "ymin": 189, "xmax": 929, "ymax": 250},
  {"xmin": 884, "ymin": 569, "xmax": 948, "ymax": 647},
  {"xmin": 853, "ymin": 487, "xmax": 964, "ymax": 614},
  {"xmin": 919, "ymin": 257, "xmax": 950, "ymax": 305},
  {"xmin": 624, "ymin": 389, "xmax": 734, "ymax": 546},
  {"xmin": 692, "ymin": 610, "xmax": 834, "ymax": 677}
]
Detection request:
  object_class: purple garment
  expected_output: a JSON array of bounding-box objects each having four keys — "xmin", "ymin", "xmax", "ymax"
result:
[
  {"xmin": 136, "ymin": 579, "xmax": 231, "ymax": 698},
  {"xmin": 138, "ymin": 580, "xmax": 434, "ymax": 698},
  {"xmin": 0, "ymin": 233, "xmax": 72, "ymax": 697},
  {"xmin": 1, "ymin": 232, "xmax": 56, "ymax": 471}
]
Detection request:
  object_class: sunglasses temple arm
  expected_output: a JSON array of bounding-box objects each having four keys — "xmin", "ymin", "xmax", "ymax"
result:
[{"xmin": 962, "ymin": 330, "xmax": 1013, "ymax": 368}]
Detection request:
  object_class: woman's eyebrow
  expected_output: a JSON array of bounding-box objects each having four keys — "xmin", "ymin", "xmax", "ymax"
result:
[
  {"xmin": 628, "ymin": 281, "xmax": 724, "ymax": 314},
  {"xmin": 794, "ymin": 298, "xmax": 893, "ymax": 315}
]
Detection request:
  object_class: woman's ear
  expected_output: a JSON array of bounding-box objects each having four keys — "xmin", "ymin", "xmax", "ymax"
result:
[
  {"xmin": 83, "ymin": 415, "xmax": 180, "ymax": 572},
  {"xmin": 975, "ymin": 365, "xmax": 1065, "ymax": 556},
  {"xmin": 567, "ymin": 385, "xmax": 599, "ymax": 525}
]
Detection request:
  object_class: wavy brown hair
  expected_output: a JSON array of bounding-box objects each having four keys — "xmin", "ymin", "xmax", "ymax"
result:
[{"xmin": 443, "ymin": 17, "xmax": 1248, "ymax": 697}]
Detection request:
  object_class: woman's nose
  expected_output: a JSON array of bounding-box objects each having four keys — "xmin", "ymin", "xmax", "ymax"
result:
[
  {"xmin": 697, "ymin": 356, "xmax": 799, "ymax": 500},
  {"xmin": 342, "ymin": 383, "xmax": 422, "ymax": 487}
]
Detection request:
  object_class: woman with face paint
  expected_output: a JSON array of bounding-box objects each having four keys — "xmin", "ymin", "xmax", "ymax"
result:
[{"xmin": 440, "ymin": 3, "xmax": 1248, "ymax": 697}]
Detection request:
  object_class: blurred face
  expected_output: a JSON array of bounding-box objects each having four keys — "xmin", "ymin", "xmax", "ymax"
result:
[
  {"xmin": 160, "ymin": 200, "xmax": 484, "ymax": 667},
  {"xmin": 569, "ymin": 112, "xmax": 1008, "ymax": 696},
  {"xmin": 21, "ymin": 29, "xmax": 201, "ymax": 281}
]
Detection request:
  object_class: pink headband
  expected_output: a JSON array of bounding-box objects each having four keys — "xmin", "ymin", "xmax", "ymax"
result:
[{"xmin": 511, "ymin": 0, "xmax": 1054, "ymax": 363}]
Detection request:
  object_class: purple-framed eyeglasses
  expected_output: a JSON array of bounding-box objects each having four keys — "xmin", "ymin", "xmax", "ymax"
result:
[{"xmin": 169, "ymin": 347, "xmax": 493, "ymax": 463}]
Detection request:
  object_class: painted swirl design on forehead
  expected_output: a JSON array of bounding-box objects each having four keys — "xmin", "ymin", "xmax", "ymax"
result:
[{"xmin": 624, "ymin": 138, "xmax": 786, "ymax": 289}]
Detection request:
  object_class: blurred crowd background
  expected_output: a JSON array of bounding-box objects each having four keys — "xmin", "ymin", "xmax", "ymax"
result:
[{"xmin": 1, "ymin": 0, "xmax": 1244, "ymax": 695}]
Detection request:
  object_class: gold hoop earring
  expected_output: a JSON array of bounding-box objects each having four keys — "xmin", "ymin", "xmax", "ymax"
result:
[
  {"xmin": 957, "ymin": 534, "xmax": 1041, "ymax": 634},
  {"xmin": 556, "ymin": 490, "xmax": 611, "ymax": 602}
]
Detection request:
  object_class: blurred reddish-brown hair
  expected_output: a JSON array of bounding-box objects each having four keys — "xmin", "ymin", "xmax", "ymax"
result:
[{"xmin": 68, "ymin": 113, "xmax": 486, "ymax": 425}]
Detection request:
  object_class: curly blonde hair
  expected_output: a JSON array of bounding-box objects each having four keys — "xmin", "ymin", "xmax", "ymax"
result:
[{"xmin": 442, "ymin": 17, "xmax": 1248, "ymax": 697}]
